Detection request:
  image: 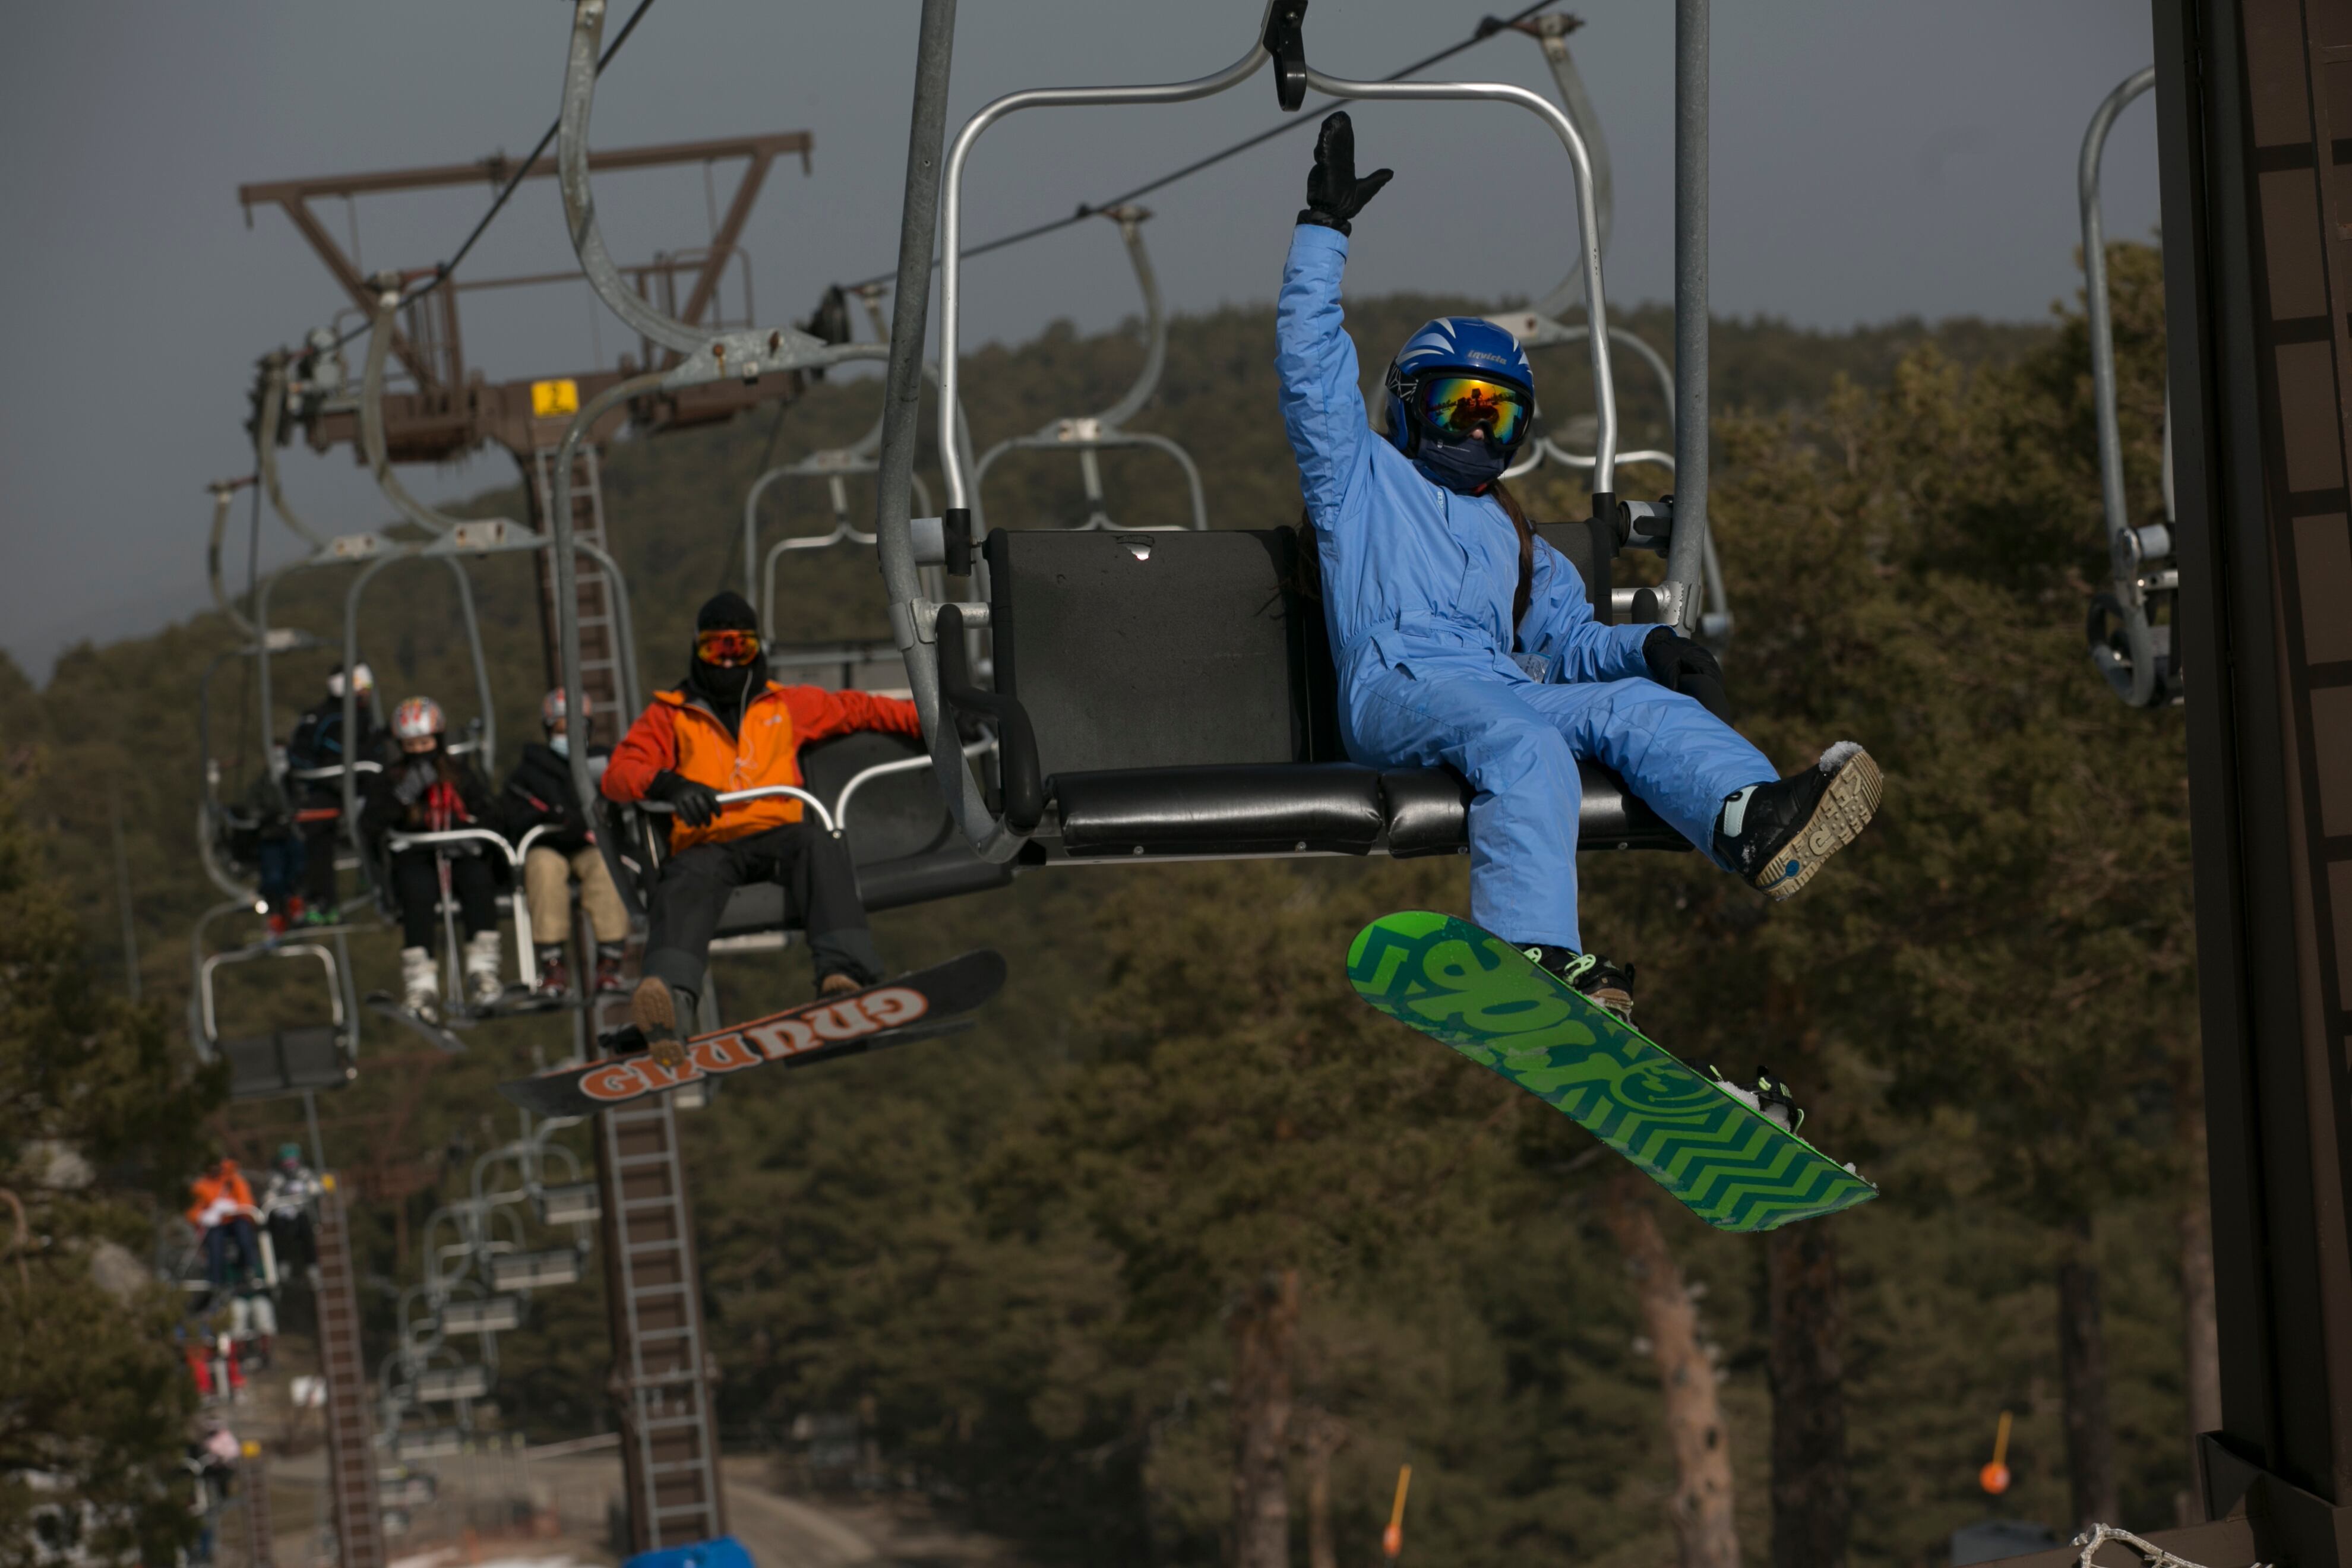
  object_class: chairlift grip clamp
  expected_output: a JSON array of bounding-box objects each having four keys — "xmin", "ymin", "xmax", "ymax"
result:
[{"xmin": 1264, "ymin": 1, "xmax": 1310, "ymax": 112}]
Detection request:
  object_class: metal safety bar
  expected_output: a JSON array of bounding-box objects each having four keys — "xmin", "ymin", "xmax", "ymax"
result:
[
  {"xmin": 382, "ymin": 826, "xmax": 544, "ymax": 990},
  {"xmin": 2080, "ymin": 64, "xmax": 2172, "ymax": 709},
  {"xmin": 197, "ymin": 941, "xmax": 346, "ymax": 1047},
  {"xmin": 635, "ymin": 783, "xmax": 838, "ymax": 836},
  {"xmin": 833, "ymin": 739, "xmax": 994, "ymax": 832}
]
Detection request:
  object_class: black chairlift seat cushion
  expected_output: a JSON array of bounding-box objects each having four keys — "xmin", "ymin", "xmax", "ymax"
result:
[
  {"xmin": 221, "ymin": 1026, "xmax": 352, "ymax": 1102},
  {"xmin": 704, "ymin": 730, "xmax": 1014, "ymax": 938},
  {"xmin": 1055, "ymin": 763, "xmax": 1384, "ymax": 857},
  {"xmin": 1379, "ymin": 761, "xmax": 1686, "ymax": 856},
  {"xmin": 985, "ymin": 523, "xmax": 1686, "ymax": 859}
]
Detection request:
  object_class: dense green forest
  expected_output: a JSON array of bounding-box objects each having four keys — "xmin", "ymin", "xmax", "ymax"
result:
[{"xmin": 0, "ymin": 245, "xmax": 2192, "ymax": 1568}]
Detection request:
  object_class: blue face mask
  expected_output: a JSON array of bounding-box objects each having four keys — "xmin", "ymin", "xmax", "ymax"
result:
[
  {"xmin": 1411, "ymin": 433, "xmax": 1511, "ymax": 495},
  {"xmin": 549, "ymin": 734, "xmax": 570, "ymax": 758}
]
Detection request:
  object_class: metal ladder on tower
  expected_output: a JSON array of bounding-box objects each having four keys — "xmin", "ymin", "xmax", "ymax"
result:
[
  {"xmin": 596, "ymin": 1094, "xmax": 727, "ymax": 1551},
  {"xmin": 527, "ymin": 439, "xmax": 639, "ymax": 1058},
  {"xmin": 315, "ymin": 1177, "xmax": 387, "ymax": 1568},
  {"xmin": 530, "ymin": 442, "xmax": 622, "ymax": 724}
]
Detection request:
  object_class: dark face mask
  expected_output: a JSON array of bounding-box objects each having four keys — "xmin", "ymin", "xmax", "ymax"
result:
[
  {"xmin": 692, "ymin": 658, "xmax": 755, "ymax": 707},
  {"xmin": 1412, "ymin": 434, "xmax": 1512, "ymax": 495}
]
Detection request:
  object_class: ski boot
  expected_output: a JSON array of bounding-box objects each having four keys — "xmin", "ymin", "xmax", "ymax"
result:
[
  {"xmin": 816, "ymin": 971, "xmax": 862, "ymax": 1000},
  {"xmin": 1703, "ymin": 1064, "xmax": 1804, "ymax": 1133},
  {"xmin": 534, "ymin": 945, "xmax": 572, "ymax": 1001},
  {"xmin": 1518, "ymin": 945, "xmax": 1637, "ymax": 1024},
  {"xmin": 463, "ymin": 931, "xmax": 505, "ymax": 1010},
  {"xmin": 399, "ymin": 946, "xmax": 441, "ymax": 1024},
  {"xmin": 592, "ymin": 943, "xmax": 627, "ymax": 995},
  {"xmin": 1714, "ymin": 742, "xmax": 1882, "ymax": 902},
  {"xmin": 630, "ymin": 977, "xmax": 690, "ymax": 1070}
]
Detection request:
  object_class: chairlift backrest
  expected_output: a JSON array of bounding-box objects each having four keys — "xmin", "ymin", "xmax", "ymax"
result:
[{"xmin": 974, "ymin": 522, "xmax": 1677, "ymax": 859}]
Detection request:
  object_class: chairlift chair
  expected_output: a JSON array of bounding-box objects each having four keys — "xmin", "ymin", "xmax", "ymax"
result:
[
  {"xmin": 188, "ymin": 900, "xmax": 361, "ymax": 1101},
  {"xmin": 858, "ymin": 2, "xmax": 1708, "ymax": 875}
]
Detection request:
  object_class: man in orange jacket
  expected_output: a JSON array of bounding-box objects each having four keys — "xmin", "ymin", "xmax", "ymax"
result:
[{"xmin": 603, "ymin": 591, "xmax": 923, "ymax": 1059}]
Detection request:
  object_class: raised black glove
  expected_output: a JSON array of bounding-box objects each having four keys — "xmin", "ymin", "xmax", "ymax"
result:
[
  {"xmin": 647, "ymin": 770, "xmax": 723, "ymax": 829},
  {"xmin": 1298, "ymin": 110, "xmax": 1393, "ymax": 235},
  {"xmin": 391, "ymin": 757, "xmax": 437, "ymax": 806},
  {"xmin": 1643, "ymin": 627, "xmax": 1731, "ymax": 721}
]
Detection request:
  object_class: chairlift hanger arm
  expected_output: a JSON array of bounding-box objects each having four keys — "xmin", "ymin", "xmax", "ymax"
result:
[
  {"xmin": 2079, "ymin": 65, "xmax": 2168, "ymax": 710},
  {"xmin": 359, "ymin": 279, "xmax": 527, "ymax": 540},
  {"xmin": 253, "ymin": 358, "xmax": 329, "ymax": 549},
  {"xmin": 1091, "ymin": 207, "xmax": 1170, "ymax": 431}
]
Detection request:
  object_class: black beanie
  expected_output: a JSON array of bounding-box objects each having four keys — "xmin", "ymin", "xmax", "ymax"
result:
[{"xmin": 696, "ymin": 591, "xmax": 758, "ymax": 634}]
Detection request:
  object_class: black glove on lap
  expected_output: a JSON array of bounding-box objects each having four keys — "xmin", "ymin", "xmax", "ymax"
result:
[
  {"xmin": 1642, "ymin": 627, "xmax": 1731, "ymax": 722},
  {"xmin": 1299, "ymin": 110, "xmax": 1393, "ymax": 236},
  {"xmin": 647, "ymin": 770, "xmax": 723, "ymax": 830},
  {"xmin": 392, "ymin": 757, "xmax": 436, "ymax": 807}
]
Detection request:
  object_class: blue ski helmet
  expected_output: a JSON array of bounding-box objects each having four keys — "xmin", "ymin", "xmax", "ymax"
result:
[{"xmin": 1382, "ymin": 316, "xmax": 1536, "ymax": 457}]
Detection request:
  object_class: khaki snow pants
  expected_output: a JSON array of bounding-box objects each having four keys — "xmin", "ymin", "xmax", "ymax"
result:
[{"xmin": 524, "ymin": 844, "xmax": 630, "ymax": 946}]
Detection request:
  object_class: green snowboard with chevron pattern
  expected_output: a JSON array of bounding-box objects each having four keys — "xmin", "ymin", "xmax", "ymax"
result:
[{"xmin": 1348, "ymin": 911, "xmax": 1876, "ymax": 1232}]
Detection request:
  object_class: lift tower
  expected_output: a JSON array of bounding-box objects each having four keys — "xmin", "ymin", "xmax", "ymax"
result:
[
  {"xmin": 241, "ymin": 132, "xmax": 817, "ymax": 1553},
  {"xmin": 2152, "ymin": 0, "xmax": 2352, "ymax": 1564}
]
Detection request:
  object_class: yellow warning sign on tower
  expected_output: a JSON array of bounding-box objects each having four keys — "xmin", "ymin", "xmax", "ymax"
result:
[{"xmin": 532, "ymin": 378, "xmax": 580, "ymax": 418}]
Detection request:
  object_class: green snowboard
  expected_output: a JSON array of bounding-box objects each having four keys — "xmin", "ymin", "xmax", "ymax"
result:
[{"xmin": 1348, "ymin": 911, "xmax": 1876, "ymax": 1232}]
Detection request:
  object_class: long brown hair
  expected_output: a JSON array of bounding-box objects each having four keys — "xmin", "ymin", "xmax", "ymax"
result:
[{"xmin": 1488, "ymin": 478, "xmax": 1536, "ymax": 641}]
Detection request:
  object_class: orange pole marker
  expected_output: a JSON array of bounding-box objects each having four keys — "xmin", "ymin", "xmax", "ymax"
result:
[
  {"xmin": 1383, "ymin": 1462, "xmax": 1413, "ymax": 1558},
  {"xmin": 1979, "ymin": 1409, "xmax": 2014, "ymax": 1496}
]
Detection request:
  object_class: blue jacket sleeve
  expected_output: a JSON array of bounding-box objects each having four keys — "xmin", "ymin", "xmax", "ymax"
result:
[
  {"xmin": 1275, "ymin": 225, "xmax": 1372, "ymax": 529},
  {"xmin": 1517, "ymin": 538, "xmax": 1655, "ymax": 684}
]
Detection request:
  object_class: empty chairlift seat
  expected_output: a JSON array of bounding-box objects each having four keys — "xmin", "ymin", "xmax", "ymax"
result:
[
  {"xmin": 981, "ymin": 524, "xmax": 1686, "ymax": 859},
  {"xmin": 219, "ymin": 1026, "xmax": 356, "ymax": 1101}
]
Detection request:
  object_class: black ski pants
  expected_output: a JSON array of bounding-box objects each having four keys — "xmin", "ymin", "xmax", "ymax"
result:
[
  {"xmin": 388, "ymin": 849, "xmax": 498, "ymax": 951},
  {"xmin": 300, "ymin": 805, "xmax": 342, "ymax": 906},
  {"xmin": 643, "ymin": 820, "xmax": 882, "ymax": 995}
]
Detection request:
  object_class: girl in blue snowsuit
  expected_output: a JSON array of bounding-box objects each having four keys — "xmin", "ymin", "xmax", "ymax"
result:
[{"xmin": 1278, "ymin": 113, "xmax": 1880, "ymax": 1024}]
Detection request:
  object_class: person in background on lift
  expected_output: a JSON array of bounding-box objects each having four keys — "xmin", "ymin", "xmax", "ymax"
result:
[
  {"xmin": 242, "ymin": 744, "xmax": 307, "ymax": 934},
  {"xmin": 498, "ymin": 688, "xmax": 628, "ymax": 999},
  {"xmin": 260, "ymin": 1143, "xmax": 321, "ymax": 1288},
  {"xmin": 186, "ymin": 1156, "xmax": 260, "ymax": 1295},
  {"xmin": 362, "ymin": 696, "xmax": 504, "ymax": 1020},
  {"xmin": 285, "ymin": 662, "xmax": 385, "ymax": 926},
  {"xmin": 1275, "ymin": 114, "xmax": 1880, "ymax": 1124},
  {"xmin": 602, "ymin": 591, "xmax": 922, "ymax": 1064}
]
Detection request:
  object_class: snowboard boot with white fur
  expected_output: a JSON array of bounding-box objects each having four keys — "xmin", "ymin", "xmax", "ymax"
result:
[{"xmin": 1713, "ymin": 742, "xmax": 1883, "ymax": 902}]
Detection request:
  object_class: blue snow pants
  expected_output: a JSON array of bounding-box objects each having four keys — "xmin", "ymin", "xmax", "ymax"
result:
[{"xmin": 1345, "ymin": 655, "xmax": 1774, "ymax": 952}]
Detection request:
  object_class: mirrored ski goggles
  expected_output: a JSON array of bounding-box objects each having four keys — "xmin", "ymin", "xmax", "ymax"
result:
[
  {"xmin": 694, "ymin": 629, "xmax": 763, "ymax": 667},
  {"xmin": 1417, "ymin": 374, "xmax": 1532, "ymax": 446}
]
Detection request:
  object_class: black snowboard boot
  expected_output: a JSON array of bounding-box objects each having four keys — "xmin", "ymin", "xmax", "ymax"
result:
[
  {"xmin": 1712, "ymin": 742, "xmax": 1882, "ymax": 902},
  {"xmin": 1520, "ymin": 944, "xmax": 1637, "ymax": 1024},
  {"xmin": 1703, "ymin": 1064, "xmax": 1804, "ymax": 1133}
]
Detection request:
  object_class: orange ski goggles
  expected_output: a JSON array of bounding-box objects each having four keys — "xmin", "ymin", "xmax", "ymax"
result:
[{"xmin": 695, "ymin": 629, "xmax": 763, "ymax": 668}]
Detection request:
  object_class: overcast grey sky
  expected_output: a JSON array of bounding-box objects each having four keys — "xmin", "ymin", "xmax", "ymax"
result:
[{"xmin": 0, "ymin": 2, "xmax": 2158, "ymax": 682}]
